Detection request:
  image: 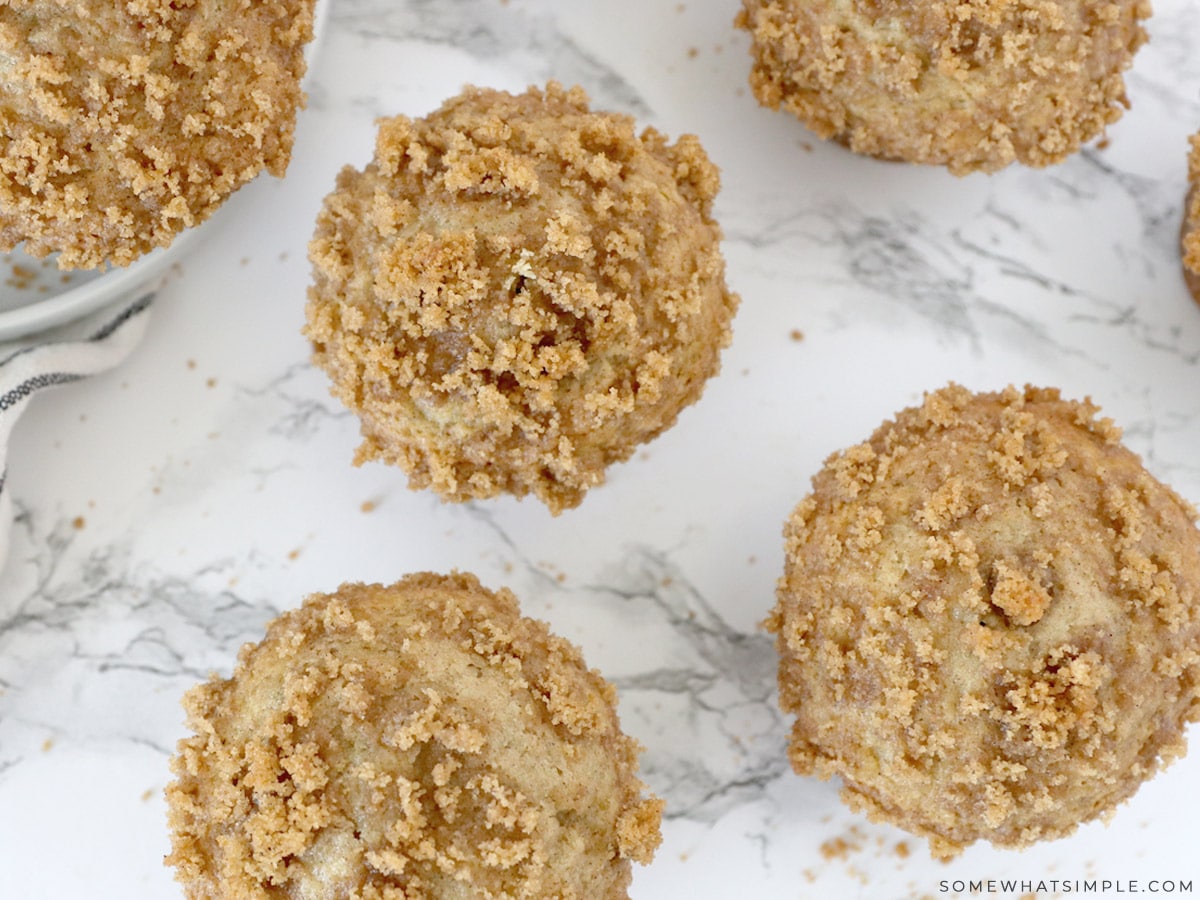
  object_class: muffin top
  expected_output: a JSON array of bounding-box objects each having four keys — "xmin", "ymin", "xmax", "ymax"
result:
[
  {"xmin": 769, "ymin": 384, "xmax": 1200, "ymax": 857},
  {"xmin": 737, "ymin": 0, "xmax": 1150, "ymax": 174},
  {"xmin": 166, "ymin": 573, "xmax": 662, "ymax": 899},
  {"xmin": 0, "ymin": 0, "xmax": 315, "ymax": 268},
  {"xmin": 305, "ymin": 82, "xmax": 738, "ymax": 513}
]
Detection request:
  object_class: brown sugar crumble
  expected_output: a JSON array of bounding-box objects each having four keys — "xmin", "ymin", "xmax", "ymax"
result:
[
  {"xmin": 305, "ymin": 82, "xmax": 738, "ymax": 514},
  {"xmin": 735, "ymin": 0, "xmax": 1150, "ymax": 174},
  {"xmin": 768, "ymin": 384, "xmax": 1200, "ymax": 859},
  {"xmin": 0, "ymin": 0, "xmax": 316, "ymax": 269},
  {"xmin": 165, "ymin": 573, "xmax": 662, "ymax": 898}
]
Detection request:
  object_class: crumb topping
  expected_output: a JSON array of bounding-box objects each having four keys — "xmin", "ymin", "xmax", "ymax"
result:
[
  {"xmin": 769, "ymin": 384, "xmax": 1200, "ymax": 858},
  {"xmin": 0, "ymin": 0, "xmax": 315, "ymax": 268},
  {"xmin": 166, "ymin": 573, "xmax": 662, "ymax": 899},
  {"xmin": 736, "ymin": 0, "xmax": 1150, "ymax": 174},
  {"xmin": 305, "ymin": 82, "xmax": 738, "ymax": 513}
]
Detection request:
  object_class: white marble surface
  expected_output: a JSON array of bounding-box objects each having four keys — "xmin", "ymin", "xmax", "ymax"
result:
[{"xmin": 3, "ymin": 1, "xmax": 1200, "ymax": 897}]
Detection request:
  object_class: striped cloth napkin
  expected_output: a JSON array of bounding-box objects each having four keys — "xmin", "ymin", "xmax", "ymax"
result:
[{"xmin": 0, "ymin": 293, "xmax": 154, "ymax": 568}]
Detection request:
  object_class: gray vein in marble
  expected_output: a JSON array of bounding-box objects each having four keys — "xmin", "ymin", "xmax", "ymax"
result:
[
  {"xmin": 726, "ymin": 200, "xmax": 983, "ymax": 345},
  {"xmin": 0, "ymin": 508, "xmax": 280, "ymax": 770},
  {"xmin": 1077, "ymin": 148, "xmax": 1184, "ymax": 266},
  {"xmin": 333, "ymin": 0, "xmax": 652, "ymax": 116},
  {"xmin": 1141, "ymin": 3, "xmax": 1200, "ymax": 91},
  {"xmin": 839, "ymin": 209, "xmax": 980, "ymax": 346},
  {"xmin": 463, "ymin": 503, "xmax": 581, "ymax": 593},
  {"xmin": 586, "ymin": 549, "xmax": 789, "ymax": 823},
  {"xmin": 236, "ymin": 361, "xmax": 352, "ymax": 442},
  {"xmin": 458, "ymin": 505, "xmax": 790, "ymax": 823}
]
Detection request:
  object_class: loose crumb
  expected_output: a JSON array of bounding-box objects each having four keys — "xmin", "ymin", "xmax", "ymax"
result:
[{"xmin": 1182, "ymin": 133, "xmax": 1200, "ymax": 303}]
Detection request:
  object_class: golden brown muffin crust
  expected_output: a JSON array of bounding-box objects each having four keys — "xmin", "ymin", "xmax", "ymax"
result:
[
  {"xmin": 0, "ymin": 0, "xmax": 315, "ymax": 269},
  {"xmin": 304, "ymin": 82, "xmax": 738, "ymax": 513},
  {"xmin": 165, "ymin": 573, "xmax": 662, "ymax": 899},
  {"xmin": 736, "ymin": 0, "xmax": 1151, "ymax": 174},
  {"xmin": 1183, "ymin": 133, "xmax": 1200, "ymax": 303},
  {"xmin": 767, "ymin": 384, "xmax": 1200, "ymax": 858}
]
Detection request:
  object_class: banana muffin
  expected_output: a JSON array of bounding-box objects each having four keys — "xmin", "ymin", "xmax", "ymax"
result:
[
  {"xmin": 304, "ymin": 82, "xmax": 738, "ymax": 513},
  {"xmin": 768, "ymin": 384, "xmax": 1200, "ymax": 857},
  {"xmin": 736, "ymin": 0, "xmax": 1151, "ymax": 174},
  {"xmin": 166, "ymin": 572, "xmax": 663, "ymax": 898},
  {"xmin": 0, "ymin": 0, "xmax": 316, "ymax": 268}
]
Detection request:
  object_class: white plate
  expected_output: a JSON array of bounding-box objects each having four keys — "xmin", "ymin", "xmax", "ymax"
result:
[
  {"xmin": 0, "ymin": 231, "xmax": 200, "ymax": 341},
  {"xmin": 0, "ymin": 0, "xmax": 329, "ymax": 342}
]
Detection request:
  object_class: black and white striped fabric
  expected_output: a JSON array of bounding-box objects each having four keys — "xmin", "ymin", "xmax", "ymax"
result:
[{"xmin": 0, "ymin": 293, "xmax": 154, "ymax": 566}]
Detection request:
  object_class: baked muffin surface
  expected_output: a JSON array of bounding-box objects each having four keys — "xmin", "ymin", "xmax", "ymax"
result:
[
  {"xmin": 305, "ymin": 82, "xmax": 738, "ymax": 513},
  {"xmin": 768, "ymin": 384, "xmax": 1200, "ymax": 857}
]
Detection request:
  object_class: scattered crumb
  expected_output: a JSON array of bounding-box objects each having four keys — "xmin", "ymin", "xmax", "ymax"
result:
[
  {"xmin": 205, "ymin": 377, "xmax": 217, "ymax": 388},
  {"xmin": 5, "ymin": 262, "xmax": 37, "ymax": 289},
  {"xmin": 287, "ymin": 548, "xmax": 301, "ymax": 561},
  {"xmin": 687, "ymin": 46, "xmax": 699, "ymax": 58},
  {"xmin": 819, "ymin": 828, "xmax": 865, "ymax": 862},
  {"xmin": 71, "ymin": 516, "xmax": 85, "ymax": 530},
  {"xmin": 789, "ymin": 328, "xmax": 805, "ymax": 342},
  {"xmin": 142, "ymin": 788, "xmax": 155, "ymax": 802},
  {"xmin": 41, "ymin": 738, "xmax": 54, "ymax": 752},
  {"xmin": 360, "ymin": 500, "xmax": 377, "ymax": 513}
]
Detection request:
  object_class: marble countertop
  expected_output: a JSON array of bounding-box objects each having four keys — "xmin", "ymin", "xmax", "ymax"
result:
[{"xmin": 3, "ymin": 1, "xmax": 1200, "ymax": 897}]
